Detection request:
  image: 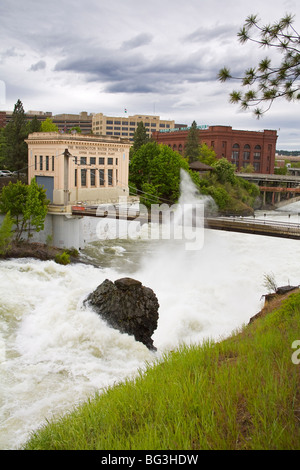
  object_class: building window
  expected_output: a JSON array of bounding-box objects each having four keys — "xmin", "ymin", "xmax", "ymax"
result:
[
  {"xmin": 108, "ymin": 158, "xmax": 113, "ymax": 165},
  {"xmin": 107, "ymin": 120, "xmax": 113, "ymax": 124},
  {"xmin": 81, "ymin": 169, "xmax": 87, "ymax": 186},
  {"xmin": 243, "ymin": 144, "xmax": 250, "ymax": 161},
  {"xmin": 99, "ymin": 169, "xmax": 105, "ymax": 186},
  {"xmin": 52, "ymin": 156, "xmax": 55, "ymax": 171},
  {"xmin": 108, "ymin": 169, "xmax": 113, "ymax": 186},
  {"xmin": 254, "ymin": 145, "xmax": 261, "ymax": 160},
  {"xmin": 253, "ymin": 162, "xmax": 260, "ymax": 172},
  {"xmin": 75, "ymin": 169, "xmax": 77, "ymax": 187},
  {"xmin": 90, "ymin": 157, "xmax": 96, "ymax": 165},
  {"xmin": 231, "ymin": 144, "xmax": 240, "ymax": 166},
  {"xmin": 46, "ymin": 156, "xmax": 49, "ymax": 171},
  {"xmin": 90, "ymin": 170, "xmax": 95, "ymax": 186},
  {"xmin": 80, "ymin": 157, "xmax": 87, "ymax": 165},
  {"xmin": 99, "ymin": 157, "xmax": 105, "ymax": 165},
  {"xmin": 40, "ymin": 156, "xmax": 43, "ymax": 170},
  {"xmin": 35, "ymin": 155, "xmax": 37, "ymax": 170}
]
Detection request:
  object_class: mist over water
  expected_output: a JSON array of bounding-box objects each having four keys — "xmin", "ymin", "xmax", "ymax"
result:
[{"xmin": 1, "ymin": 173, "xmax": 300, "ymax": 449}]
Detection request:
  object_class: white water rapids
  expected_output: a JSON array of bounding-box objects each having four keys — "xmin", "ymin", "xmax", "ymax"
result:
[{"xmin": 1, "ymin": 175, "xmax": 300, "ymax": 450}]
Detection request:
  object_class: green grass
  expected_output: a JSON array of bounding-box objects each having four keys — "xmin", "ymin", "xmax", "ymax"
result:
[{"xmin": 23, "ymin": 292, "xmax": 300, "ymax": 450}]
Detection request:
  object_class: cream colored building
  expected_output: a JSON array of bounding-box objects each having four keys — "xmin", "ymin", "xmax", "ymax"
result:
[
  {"xmin": 92, "ymin": 113, "xmax": 175, "ymax": 140},
  {"xmin": 26, "ymin": 132, "xmax": 130, "ymax": 206}
]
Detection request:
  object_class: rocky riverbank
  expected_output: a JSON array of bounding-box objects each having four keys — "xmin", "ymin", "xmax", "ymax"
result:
[{"xmin": 0, "ymin": 241, "xmax": 80, "ymax": 264}]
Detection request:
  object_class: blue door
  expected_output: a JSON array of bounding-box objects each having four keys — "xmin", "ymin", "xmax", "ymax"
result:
[{"xmin": 35, "ymin": 176, "xmax": 54, "ymax": 203}]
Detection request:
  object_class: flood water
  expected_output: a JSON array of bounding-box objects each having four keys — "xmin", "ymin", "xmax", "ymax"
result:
[{"xmin": 1, "ymin": 194, "xmax": 300, "ymax": 449}]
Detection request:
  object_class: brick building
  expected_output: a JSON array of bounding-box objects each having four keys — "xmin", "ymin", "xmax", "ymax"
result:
[{"xmin": 153, "ymin": 125, "xmax": 278, "ymax": 174}]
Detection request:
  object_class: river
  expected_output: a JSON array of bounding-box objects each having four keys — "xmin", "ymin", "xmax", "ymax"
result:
[{"xmin": 1, "ymin": 194, "xmax": 300, "ymax": 450}]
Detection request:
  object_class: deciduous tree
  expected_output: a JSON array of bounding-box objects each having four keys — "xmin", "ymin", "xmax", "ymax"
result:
[
  {"xmin": 40, "ymin": 117, "xmax": 59, "ymax": 132},
  {"xmin": 0, "ymin": 179, "xmax": 49, "ymax": 241}
]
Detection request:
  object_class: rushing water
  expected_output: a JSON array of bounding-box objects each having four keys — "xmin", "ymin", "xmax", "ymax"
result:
[{"xmin": 1, "ymin": 189, "xmax": 300, "ymax": 449}]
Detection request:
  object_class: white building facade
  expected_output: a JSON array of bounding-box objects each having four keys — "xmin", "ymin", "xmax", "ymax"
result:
[{"xmin": 26, "ymin": 132, "xmax": 131, "ymax": 206}]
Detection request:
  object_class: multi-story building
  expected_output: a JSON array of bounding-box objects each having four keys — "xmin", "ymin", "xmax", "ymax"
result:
[
  {"xmin": 153, "ymin": 125, "xmax": 278, "ymax": 174},
  {"xmin": 92, "ymin": 113, "xmax": 175, "ymax": 141},
  {"xmin": 26, "ymin": 132, "xmax": 130, "ymax": 205},
  {"xmin": 3, "ymin": 110, "xmax": 93, "ymax": 134}
]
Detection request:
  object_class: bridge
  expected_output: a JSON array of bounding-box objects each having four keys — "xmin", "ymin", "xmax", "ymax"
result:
[
  {"xmin": 238, "ymin": 173, "xmax": 300, "ymax": 208},
  {"xmin": 71, "ymin": 205, "xmax": 300, "ymax": 240}
]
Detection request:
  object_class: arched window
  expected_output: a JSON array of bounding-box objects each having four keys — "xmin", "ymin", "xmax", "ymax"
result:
[
  {"xmin": 231, "ymin": 143, "xmax": 240, "ymax": 166},
  {"xmin": 178, "ymin": 144, "xmax": 183, "ymax": 154},
  {"xmin": 243, "ymin": 144, "xmax": 250, "ymax": 161},
  {"xmin": 254, "ymin": 145, "xmax": 261, "ymax": 160},
  {"xmin": 173, "ymin": 144, "xmax": 177, "ymax": 151}
]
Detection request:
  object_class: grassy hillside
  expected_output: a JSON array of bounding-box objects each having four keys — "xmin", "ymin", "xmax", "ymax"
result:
[{"xmin": 23, "ymin": 291, "xmax": 300, "ymax": 450}]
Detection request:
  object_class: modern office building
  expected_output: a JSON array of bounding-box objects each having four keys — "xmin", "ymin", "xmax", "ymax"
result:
[
  {"xmin": 92, "ymin": 113, "xmax": 175, "ymax": 141},
  {"xmin": 153, "ymin": 125, "xmax": 278, "ymax": 174},
  {"xmin": 26, "ymin": 132, "xmax": 130, "ymax": 205}
]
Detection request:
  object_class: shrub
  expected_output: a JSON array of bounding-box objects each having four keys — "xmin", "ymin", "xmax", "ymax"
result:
[{"xmin": 55, "ymin": 251, "xmax": 70, "ymax": 265}]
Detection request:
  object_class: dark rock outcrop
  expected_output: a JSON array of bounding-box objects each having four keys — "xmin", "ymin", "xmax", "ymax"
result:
[{"xmin": 85, "ymin": 277, "xmax": 159, "ymax": 350}]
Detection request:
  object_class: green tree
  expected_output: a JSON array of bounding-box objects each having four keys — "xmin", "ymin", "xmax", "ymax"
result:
[
  {"xmin": 129, "ymin": 142, "xmax": 191, "ymax": 207},
  {"xmin": 184, "ymin": 121, "xmax": 200, "ymax": 162},
  {"xmin": 218, "ymin": 13, "xmax": 300, "ymax": 118},
  {"xmin": 69, "ymin": 126, "xmax": 82, "ymax": 134},
  {"xmin": 4, "ymin": 99, "xmax": 28, "ymax": 171},
  {"xmin": 0, "ymin": 212, "xmax": 14, "ymax": 255},
  {"xmin": 198, "ymin": 143, "xmax": 217, "ymax": 166},
  {"xmin": 131, "ymin": 122, "xmax": 149, "ymax": 154},
  {"xmin": 24, "ymin": 178, "xmax": 49, "ymax": 239},
  {"xmin": 0, "ymin": 179, "xmax": 49, "ymax": 241},
  {"xmin": 41, "ymin": 117, "xmax": 59, "ymax": 132},
  {"xmin": 27, "ymin": 115, "xmax": 42, "ymax": 134},
  {"xmin": 212, "ymin": 158, "xmax": 237, "ymax": 185}
]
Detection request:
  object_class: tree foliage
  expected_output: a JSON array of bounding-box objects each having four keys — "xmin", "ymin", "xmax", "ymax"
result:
[
  {"xmin": 198, "ymin": 143, "xmax": 217, "ymax": 166},
  {"xmin": 4, "ymin": 99, "xmax": 28, "ymax": 171},
  {"xmin": 129, "ymin": 142, "xmax": 193, "ymax": 207},
  {"xmin": 218, "ymin": 13, "xmax": 300, "ymax": 117},
  {"xmin": 0, "ymin": 179, "xmax": 49, "ymax": 241},
  {"xmin": 131, "ymin": 122, "xmax": 149, "ymax": 154},
  {"xmin": 184, "ymin": 121, "xmax": 200, "ymax": 162},
  {"xmin": 40, "ymin": 117, "xmax": 59, "ymax": 132},
  {"xmin": 0, "ymin": 213, "xmax": 14, "ymax": 255}
]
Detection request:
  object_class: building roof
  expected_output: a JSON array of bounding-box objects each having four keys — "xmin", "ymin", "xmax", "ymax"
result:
[{"xmin": 189, "ymin": 161, "xmax": 213, "ymax": 171}]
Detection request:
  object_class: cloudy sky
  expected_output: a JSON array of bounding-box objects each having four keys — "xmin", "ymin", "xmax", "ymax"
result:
[{"xmin": 0, "ymin": 0, "xmax": 299, "ymax": 149}]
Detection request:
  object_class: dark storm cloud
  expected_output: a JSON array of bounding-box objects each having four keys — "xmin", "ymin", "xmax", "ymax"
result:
[{"xmin": 53, "ymin": 41, "xmax": 221, "ymax": 95}]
